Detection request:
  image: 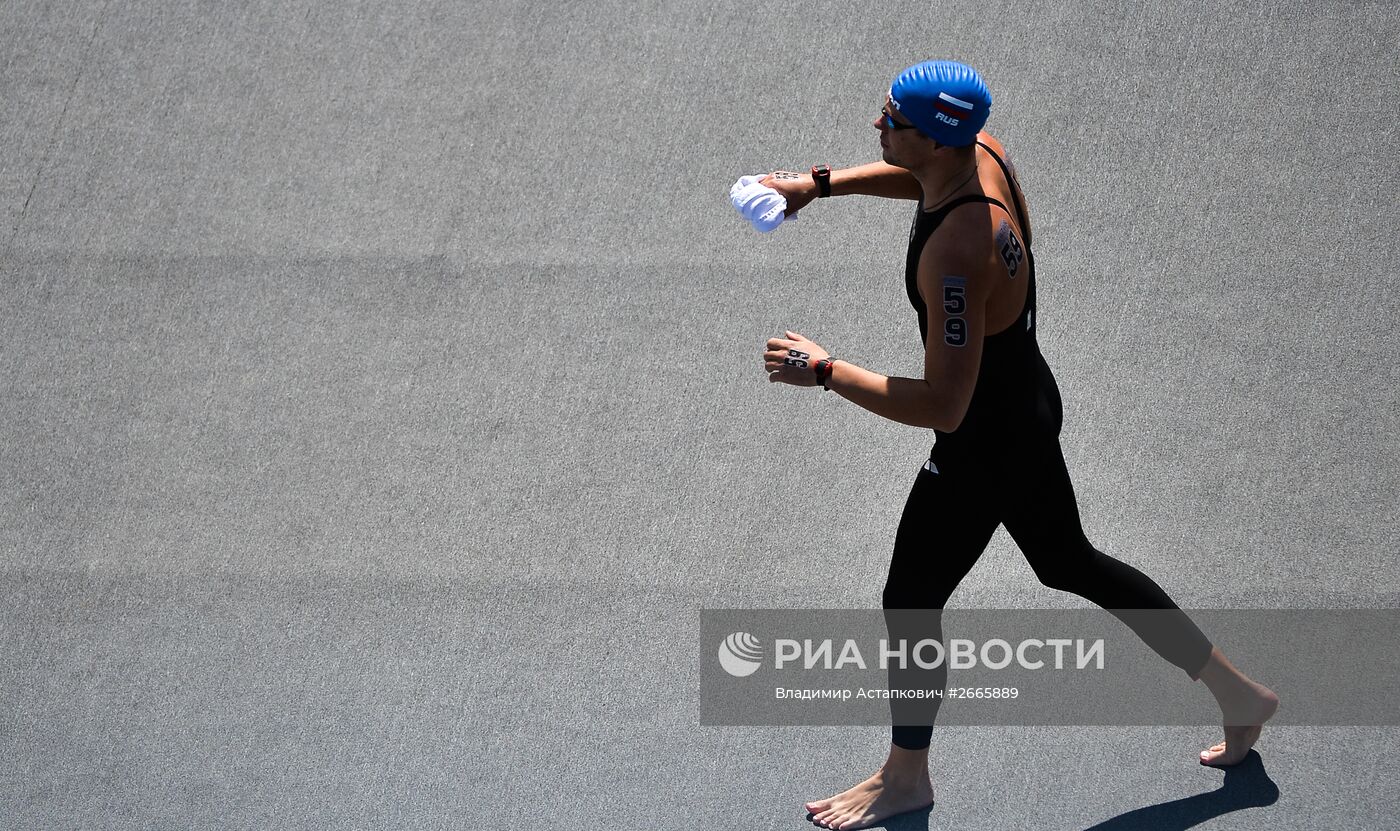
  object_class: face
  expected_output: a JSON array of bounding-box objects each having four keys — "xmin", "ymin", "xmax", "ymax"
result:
[{"xmin": 873, "ymin": 95, "xmax": 928, "ymax": 166}]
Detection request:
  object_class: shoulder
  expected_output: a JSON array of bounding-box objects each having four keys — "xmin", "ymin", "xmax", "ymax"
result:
[
  {"xmin": 975, "ymin": 131, "xmax": 1020, "ymax": 178},
  {"xmin": 915, "ymin": 204, "xmax": 1003, "ymax": 304},
  {"xmin": 974, "ymin": 131, "xmax": 1009, "ymax": 160},
  {"xmin": 920, "ymin": 199, "xmax": 1009, "ymax": 270}
]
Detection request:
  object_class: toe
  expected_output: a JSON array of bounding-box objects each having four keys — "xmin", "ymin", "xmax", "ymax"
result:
[{"xmin": 1200, "ymin": 745, "xmax": 1241, "ymax": 767}]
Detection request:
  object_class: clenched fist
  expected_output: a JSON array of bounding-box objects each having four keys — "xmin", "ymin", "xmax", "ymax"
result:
[
  {"xmin": 759, "ymin": 171, "xmax": 819, "ymax": 217},
  {"xmin": 764, "ymin": 330, "xmax": 830, "ymax": 386}
]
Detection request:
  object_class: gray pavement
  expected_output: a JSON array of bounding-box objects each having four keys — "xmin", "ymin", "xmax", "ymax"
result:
[{"xmin": 2, "ymin": 0, "xmax": 1398, "ymax": 828}]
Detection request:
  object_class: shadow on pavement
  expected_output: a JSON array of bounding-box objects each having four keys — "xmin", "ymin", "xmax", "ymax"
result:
[{"xmin": 1082, "ymin": 751, "xmax": 1279, "ymax": 831}]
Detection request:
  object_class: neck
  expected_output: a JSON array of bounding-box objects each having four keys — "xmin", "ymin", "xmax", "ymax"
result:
[{"xmin": 910, "ymin": 154, "xmax": 980, "ymax": 210}]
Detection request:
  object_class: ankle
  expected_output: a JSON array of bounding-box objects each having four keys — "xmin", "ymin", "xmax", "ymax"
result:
[
  {"xmin": 1198, "ymin": 648, "xmax": 1246, "ymax": 690},
  {"xmin": 880, "ymin": 745, "xmax": 930, "ymax": 783}
]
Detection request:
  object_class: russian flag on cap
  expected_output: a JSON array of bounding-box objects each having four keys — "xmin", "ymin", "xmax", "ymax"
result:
[{"xmin": 934, "ymin": 91, "xmax": 975, "ymax": 118}]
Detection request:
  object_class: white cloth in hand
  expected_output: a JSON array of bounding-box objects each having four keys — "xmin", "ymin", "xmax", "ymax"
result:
[{"xmin": 728, "ymin": 174, "xmax": 796, "ymax": 233}]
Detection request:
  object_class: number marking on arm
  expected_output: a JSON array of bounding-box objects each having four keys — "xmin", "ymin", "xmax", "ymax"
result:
[
  {"xmin": 942, "ymin": 276, "xmax": 967, "ymax": 347},
  {"xmin": 996, "ymin": 219, "xmax": 1023, "ymax": 278}
]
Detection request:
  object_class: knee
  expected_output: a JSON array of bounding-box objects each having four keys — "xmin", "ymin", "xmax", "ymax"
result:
[
  {"xmin": 882, "ymin": 581, "xmax": 949, "ymax": 618},
  {"xmin": 1033, "ymin": 566, "xmax": 1079, "ymax": 593},
  {"xmin": 884, "ymin": 551, "xmax": 972, "ymax": 610},
  {"xmin": 882, "ymin": 582, "xmax": 915, "ymax": 611},
  {"xmin": 1027, "ymin": 536, "xmax": 1101, "ymax": 592}
]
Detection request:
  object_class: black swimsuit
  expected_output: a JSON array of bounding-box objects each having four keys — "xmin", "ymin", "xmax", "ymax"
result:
[
  {"xmin": 904, "ymin": 141, "xmax": 1062, "ymax": 469},
  {"xmin": 882, "ymin": 142, "xmax": 1213, "ymax": 750}
]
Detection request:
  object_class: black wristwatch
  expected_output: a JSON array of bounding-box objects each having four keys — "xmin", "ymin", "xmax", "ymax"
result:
[{"xmin": 811, "ymin": 164, "xmax": 832, "ymax": 198}]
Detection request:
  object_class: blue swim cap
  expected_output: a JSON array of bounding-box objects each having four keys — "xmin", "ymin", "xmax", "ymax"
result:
[{"xmin": 889, "ymin": 61, "xmax": 992, "ymax": 147}]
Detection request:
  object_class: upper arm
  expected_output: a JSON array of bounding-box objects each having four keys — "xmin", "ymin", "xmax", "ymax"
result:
[{"xmin": 916, "ymin": 220, "xmax": 998, "ymax": 431}]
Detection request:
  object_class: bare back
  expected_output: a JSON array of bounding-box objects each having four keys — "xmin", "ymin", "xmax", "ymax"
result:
[{"xmin": 968, "ymin": 132, "xmax": 1032, "ymax": 335}]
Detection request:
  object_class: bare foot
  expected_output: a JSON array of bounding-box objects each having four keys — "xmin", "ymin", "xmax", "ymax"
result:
[
  {"xmin": 1199, "ymin": 682, "xmax": 1280, "ymax": 767},
  {"xmin": 804, "ymin": 766, "xmax": 934, "ymax": 830}
]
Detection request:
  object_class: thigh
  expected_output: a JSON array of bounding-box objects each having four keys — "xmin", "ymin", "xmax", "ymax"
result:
[
  {"xmin": 999, "ymin": 440, "xmax": 1092, "ymax": 566},
  {"xmin": 883, "ymin": 459, "xmax": 1002, "ymax": 609}
]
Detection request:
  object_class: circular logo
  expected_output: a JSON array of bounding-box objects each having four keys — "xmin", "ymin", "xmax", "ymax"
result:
[{"xmin": 718, "ymin": 632, "xmax": 764, "ymax": 677}]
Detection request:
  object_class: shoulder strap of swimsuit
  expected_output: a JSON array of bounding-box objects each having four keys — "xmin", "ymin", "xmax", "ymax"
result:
[
  {"xmin": 924, "ymin": 193, "xmax": 1014, "ymax": 225},
  {"xmin": 924, "ymin": 193, "xmax": 1013, "ymax": 218},
  {"xmin": 975, "ymin": 140, "xmax": 1031, "ymax": 247}
]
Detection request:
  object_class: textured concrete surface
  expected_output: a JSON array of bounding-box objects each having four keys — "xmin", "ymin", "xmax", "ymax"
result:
[{"xmin": 3, "ymin": 0, "xmax": 1397, "ymax": 828}]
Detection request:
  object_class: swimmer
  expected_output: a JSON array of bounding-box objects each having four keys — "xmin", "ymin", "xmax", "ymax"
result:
[{"xmin": 754, "ymin": 60, "xmax": 1280, "ymax": 830}]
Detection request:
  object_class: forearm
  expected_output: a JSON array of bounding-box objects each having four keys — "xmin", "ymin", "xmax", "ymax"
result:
[
  {"xmin": 829, "ymin": 162, "xmax": 923, "ymax": 201},
  {"xmin": 825, "ymin": 360, "xmax": 954, "ymax": 431}
]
